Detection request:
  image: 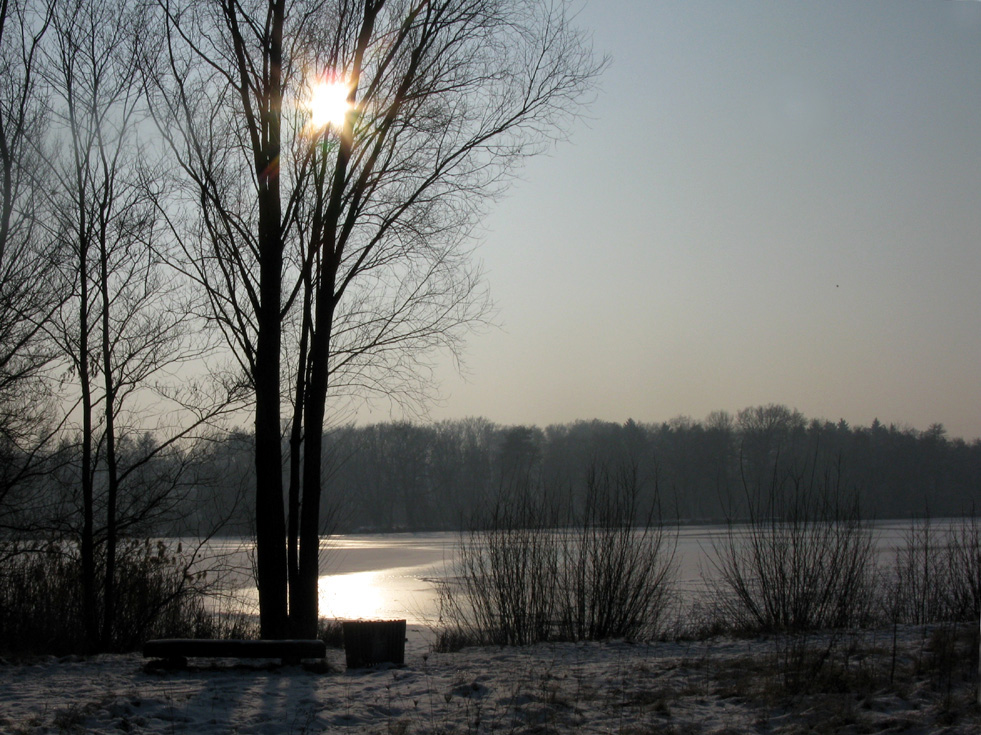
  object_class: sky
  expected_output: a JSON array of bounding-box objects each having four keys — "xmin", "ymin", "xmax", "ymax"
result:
[{"xmin": 358, "ymin": 0, "xmax": 981, "ymax": 441}]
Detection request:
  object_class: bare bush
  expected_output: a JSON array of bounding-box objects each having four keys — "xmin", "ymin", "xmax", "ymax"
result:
[
  {"xmin": 438, "ymin": 463, "xmax": 675, "ymax": 646},
  {"xmin": 557, "ymin": 464, "xmax": 675, "ymax": 641},
  {"xmin": 442, "ymin": 484, "xmax": 560, "ymax": 646},
  {"xmin": 711, "ymin": 457, "xmax": 877, "ymax": 633},
  {"xmin": 944, "ymin": 514, "xmax": 981, "ymax": 622},
  {"xmin": 0, "ymin": 539, "xmax": 217, "ymax": 655},
  {"xmin": 891, "ymin": 516, "xmax": 949, "ymax": 625},
  {"xmin": 890, "ymin": 513, "xmax": 981, "ymax": 624}
]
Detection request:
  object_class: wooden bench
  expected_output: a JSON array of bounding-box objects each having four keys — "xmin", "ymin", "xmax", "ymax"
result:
[{"xmin": 143, "ymin": 638, "xmax": 327, "ymax": 669}]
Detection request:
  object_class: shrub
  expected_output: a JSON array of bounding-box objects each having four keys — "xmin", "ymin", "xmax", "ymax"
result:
[
  {"xmin": 890, "ymin": 513, "xmax": 981, "ymax": 624},
  {"xmin": 438, "ymin": 463, "xmax": 675, "ymax": 645},
  {"xmin": 0, "ymin": 539, "xmax": 216, "ymax": 655},
  {"xmin": 944, "ymin": 514, "xmax": 981, "ymax": 622},
  {"xmin": 317, "ymin": 617, "xmax": 344, "ymax": 648},
  {"xmin": 890, "ymin": 517, "xmax": 949, "ymax": 625},
  {"xmin": 556, "ymin": 464, "xmax": 675, "ymax": 641},
  {"xmin": 442, "ymin": 482, "xmax": 559, "ymax": 646},
  {"xmin": 0, "ymin": 543, "xmax": 84, "ymax": 655},
  {"xmin": 710, "ymin": 457, "xmax": 877, "ymax": 633}
]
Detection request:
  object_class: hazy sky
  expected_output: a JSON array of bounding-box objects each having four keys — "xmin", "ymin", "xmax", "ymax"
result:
[{"xmin": 358, "ymin": 0, "xmax": 981, "ymax": 440}]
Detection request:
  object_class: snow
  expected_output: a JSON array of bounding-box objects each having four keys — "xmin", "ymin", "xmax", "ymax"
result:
[{"xmin": 1, "ymin": 625, "xmax": 979, "ymax": 734}]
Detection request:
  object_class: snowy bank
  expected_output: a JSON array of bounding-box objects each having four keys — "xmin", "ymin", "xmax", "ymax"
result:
[{"xmin": 1, "ymin": 625, "xmax": 979, "ymax": 734}]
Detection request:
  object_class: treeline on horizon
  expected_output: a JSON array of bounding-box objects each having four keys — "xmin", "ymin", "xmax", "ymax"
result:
[
  {"xmin": 6, "ymin": 403, "xmax": 979, "ymax": 539},
  {"xmin": 181, "ymin": 403, "xmax": 980, "ymax": 534}
]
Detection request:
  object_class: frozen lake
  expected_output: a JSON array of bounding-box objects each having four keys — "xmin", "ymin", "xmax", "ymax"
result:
[{"xmin": 199, "ymin": 519, "xmax": 948, "ymax": 625}]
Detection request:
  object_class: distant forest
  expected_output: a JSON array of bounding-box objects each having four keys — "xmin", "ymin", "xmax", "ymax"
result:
[{"xmin": 171, "ymin": 404, "xmax": 980, "ymax": 534}]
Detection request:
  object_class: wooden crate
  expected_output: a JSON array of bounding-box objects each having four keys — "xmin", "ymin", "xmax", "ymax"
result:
[{"xmin": 342, "ymin": 620, "xmax": 406, "ymax": 669}]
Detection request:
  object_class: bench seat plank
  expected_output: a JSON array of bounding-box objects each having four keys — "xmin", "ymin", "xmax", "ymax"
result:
[{"xmin": 143, "ymin": 638, "xmax": 326, "ymax": 660}]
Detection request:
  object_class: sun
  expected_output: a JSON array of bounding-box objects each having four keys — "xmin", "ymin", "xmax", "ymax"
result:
[{"xmin": 307, "ymin": 79, "xmax": 351, "ymax": 130}]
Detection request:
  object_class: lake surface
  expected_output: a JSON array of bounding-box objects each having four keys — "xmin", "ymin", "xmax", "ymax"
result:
[
  {"xmin": 203, "ymin": 533, "xmax": 455, "ymax": 624},
  {"xmin": 195, "ymin": 520, "xmax": 959, "ymax": 626},
  {"xmin": 199, "ymin": 519, "xmax": 960, "ymax": 625}
]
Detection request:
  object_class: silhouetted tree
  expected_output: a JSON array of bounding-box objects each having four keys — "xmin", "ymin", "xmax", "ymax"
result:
[
  {"xmin": 0, "ymin": 0, "xmax": 61, "ymax": 521},
  {"xmin": 36, "ymin": 0, "xmax": 238, "ymax": 649},
  {"xmin": 146, "ymin": 0, "xmax": 603, "ymax": 636},
  {"xmin": 498, "ymin": 425, "xmax": 544, "ymax": 490},
  {"xmin": 736, "ymin": 404, "xmax": 807, "ymax": 498}
]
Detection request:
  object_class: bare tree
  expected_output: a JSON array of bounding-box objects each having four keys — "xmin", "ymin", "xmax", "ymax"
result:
[
  {"xmin": 0, "ymin": 0, "xmax": 62, "ymax": 519},
  {"xmin": 38, "ymin": 0, "xmax": 237, "ymax": 650},
  {"xmin": 146, "ymin": 0, "xmax": 604, "ymax": 637}
]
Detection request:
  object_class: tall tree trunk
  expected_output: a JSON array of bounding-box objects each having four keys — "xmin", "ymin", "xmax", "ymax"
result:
[
  {"xmin": 293, "ymin": 0, "xmax": 382, "ymax": 639},
  {"xmin": 250, "ymin": 0, "xmax": 289, "ymax": 640},
  {"xmin": 74, "ymin": 127, "xmax": 97, "ymax": 646},
  {"xmin": 78, "ymin": 240, "xmax": 96, "ymax": 648},
  {"xmin": 253, "ymin": 181, "xmax": 288, "ymax": 636},
  {"xmin": 254, "ymin": 324, "xmax": 288, "ymax": 638},
  {"xmin": 98, "ymin": 230, "xmax": 118, "ymax": 649},
  {"xmin": 287, "ymin": 274, "xmax": 313, "ymax": 627},
  {"xmin": 296, "ymin": 305, "xmax": 333, "ymax": 638}
]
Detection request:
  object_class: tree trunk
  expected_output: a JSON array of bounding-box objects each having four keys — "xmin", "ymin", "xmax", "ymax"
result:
[
  {"xmin": 253, "ymin": 238, "xmax": 288, "ymax": 637},
  {"xmin": 287, "ymin": 276, "xmax": 313, "ymax": 631},
  {"xmin": 253, "ymin": 141, "xmax": 288, "ymax": 638},
  {"xmin": 296, "ymin": 308, "xmax": 333, "ymax": 638},
  {"xmin": 252, "ymin": 0, "xmax": 290, "ymax": 640},
  {"xmin": 254, "ymin": 383, "xmax": 288, "ymax": 637},
  {"xmin": 76, "ymin": 198, "xmax": 97, "ymax": 649},
  {"xmin": 98, "ymin": 230, "xmax": 119, "ymax": 649},
  {"xmin": 78, "ymin": 261, "xmax": 97, "ymax": 649},
  {"xmin": 291, "ymin": 0, "xmax": 381, "ymax": 639}
]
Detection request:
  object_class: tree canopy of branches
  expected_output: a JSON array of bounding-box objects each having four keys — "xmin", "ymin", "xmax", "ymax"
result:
[
  {"xmin": 145, "ymin": 0, "xmax": 604, "ymax": 637},
  {"xmin": 0, "ymin": 0, "xmax": 61, "ymax": 516},
  {"xmin": 0, "ymin": 0, "xmax": 243, "ymax": 652}
]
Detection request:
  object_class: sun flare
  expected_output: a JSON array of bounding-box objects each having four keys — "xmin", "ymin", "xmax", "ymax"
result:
[{"xmin": 307, "ymin": 79, "xmax": 352, "ymax": 130}]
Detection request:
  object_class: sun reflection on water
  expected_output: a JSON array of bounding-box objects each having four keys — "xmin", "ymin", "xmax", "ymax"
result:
[{"xmin": 318, "ymin": 571, "xmax": 391, "ymax": 621}]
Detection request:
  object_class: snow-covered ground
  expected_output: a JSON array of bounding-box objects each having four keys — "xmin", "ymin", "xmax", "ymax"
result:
[{"xmin": 1, "ymin": 625, "xmax": 979, "ymax": 734}]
